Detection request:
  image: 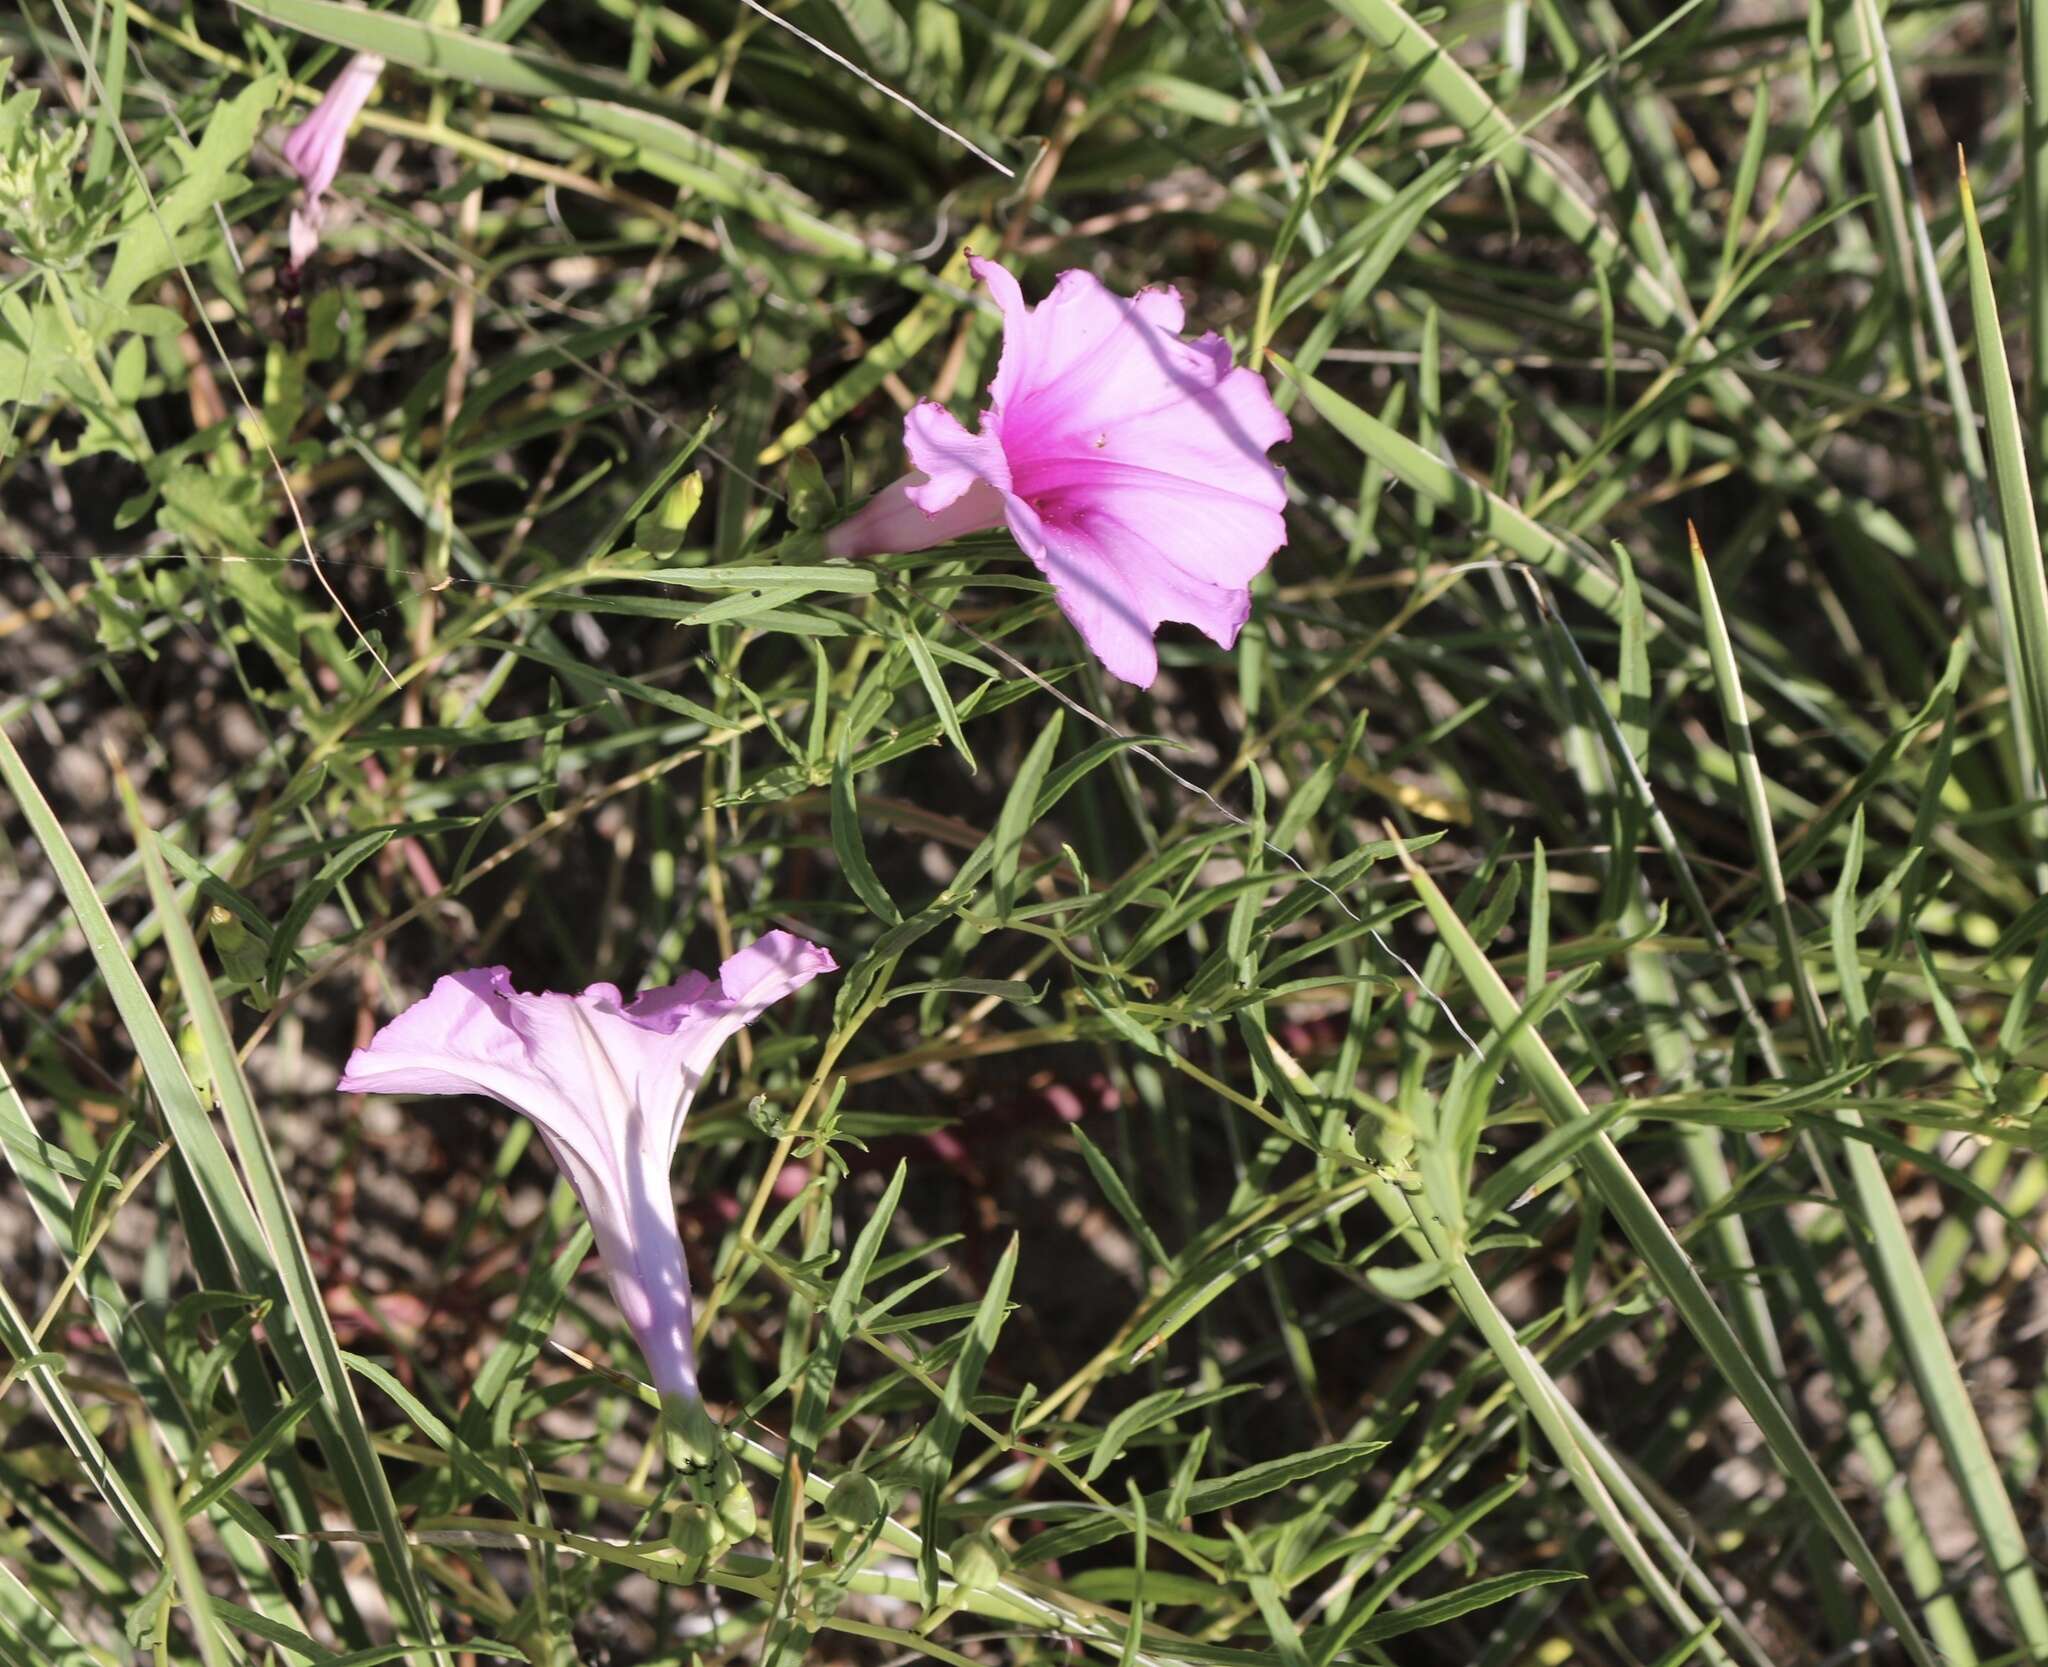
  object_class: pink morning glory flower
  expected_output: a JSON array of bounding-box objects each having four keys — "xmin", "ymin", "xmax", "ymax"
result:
[
  {"xmin": 336, "ymin": 931, "xmax": 835, "ymax": 1450},
  {"xmin": 824, "ymin": 257, "xmax": 1290, "ymax": 688},
  {"xmin": 280, "ymin": 52, "xmax": 384, "ymax": 271}
]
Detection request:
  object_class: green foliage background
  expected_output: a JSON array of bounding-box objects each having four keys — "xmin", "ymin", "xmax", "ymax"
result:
[{"xmin": 3, "ymin": 1, "xmax": 2048, "ymax": 1664}]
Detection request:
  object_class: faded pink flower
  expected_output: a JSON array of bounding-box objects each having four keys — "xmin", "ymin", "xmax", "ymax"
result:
[
  {"xmin": 337, "ymin": 931, "xmax": 834, "ymax": 1444},
  {"xmin": 825, "ymin": 257, "xmax": 1290, "ymax": 687},
  {"xmin": 280, "ymin": 52, "xmax": 384, "ymax": 271}
]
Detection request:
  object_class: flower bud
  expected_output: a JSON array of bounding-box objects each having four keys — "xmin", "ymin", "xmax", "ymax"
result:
[
  {"xmin": 661, "ymin": 1391, "xmax": 722, "ymax": 1474},
  {"xmin": 669, "ymin": 1502, "xmax": 720, "ymax": 1569},
  {"xmin": 205, "ymin": 906, "xmax": 270, "ymax": 1004},
  {"xmin": 786, "ymin": 449, "xmax": 834, "ymax": 531},
  {"xmin": 633, "ymin": 471, "xmax": 706, "ymax": 554},
  {"xmin": 823, "ymin": 1471, "xmax": 886, "ymax": 1529},
  {"xmin": 657, "ymin": 470, "xmax": 705, "ymax": 533},
  {"xmin": 946, "ymin": 1530, "xmax": 1006, "ymax": 1596},
  {"xmin": 708, "ymin": 1448, "xmax": 757, "ymax": 1543}
]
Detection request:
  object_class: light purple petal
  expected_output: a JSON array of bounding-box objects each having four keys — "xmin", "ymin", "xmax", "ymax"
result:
[
  {"xmin": 976, "ymin": 259, "xmax": 1186, "ymax": 422},
  {"xmin": 335, "ymin": 968, "xmax": 584, "ymax": 1130},
  {"xmin": 612, "ymin": 929, "xmax": 838, "ymax": 1154},
  {"xmin": 1001, "ymin": 498, "xmax": 1160, "ymax": 686},
  {"xmin": 1074, "ymin": 358, "xmax": 1291, "ymax": 509},
  {"xmin": 903, "ymin": 401, "xmax": 1013, "ymax": 511},
  {"xmin": 1002, "ymin": 497, "xmax": 1255, "ymax": 687},
  {"xmin": 714, "ymin": 929, "xmax": 839, "ymax": 1009},
  {"xmin": 823, "ymin": 472, "xmax": 1008, "ymax": 559},
  {"xmin": 336, "ymin": 933, "xmax": 835, "ymax": 1403},
  {"xmin": 281, "ymin": 52, "xmax": 384, "ymax": 202},
  {"xmin": 1010, "ymin": 459, "xmax": 1286, "ymax": 589}
]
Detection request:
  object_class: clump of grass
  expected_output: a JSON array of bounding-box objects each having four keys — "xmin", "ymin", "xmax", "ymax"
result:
[{"xmin": 2, "ymin": 2, "xmax": 2047, "ymax": 1664}]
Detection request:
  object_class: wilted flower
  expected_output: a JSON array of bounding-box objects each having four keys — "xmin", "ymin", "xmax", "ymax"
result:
[
  {"xmin": 337, "ymin": 931, "xmax": 835, "ymax": 1459},
  {"xmin": 280, "ymin": 52, "xmax": 384, "ymax": 270},
  {"xmin": 825, "ymin": 257, "xmax": 1290, "ymax": 688}
]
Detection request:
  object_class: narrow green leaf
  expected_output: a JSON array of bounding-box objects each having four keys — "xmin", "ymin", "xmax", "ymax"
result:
[
  {"xmin": 1719, "ymin": 78, "xmax": 1771, "ymax": 280},
  {"xmin": 831, "ymin": 759, "xmax": 901, "ymax": 925},
  {"xmin": 900, "ymin": 618, "xmax": 978, "ymax": 773},
  {"xmin": 0, "ymin": 1556, "xmax": 100, "ymax": 1667},
  {"xmin": 1022, "ymin": 1439, "xmax": 1383, "ymax": 1567},
  {"xmin": 1961, "ymin": 154, "xmax": 2048, "ymax": 792},
  {"xmin": 1689, "ymin": 524, "xmax": 1830, "ymax": 1057},
  {"xmin": 792, "ymin": 1164, "xmax": 906, "ymax": 1473},
  {"xmin": 133, "ymin": 1412, "xmax": 234, "ymax": 1667},
  {"xmin": 265, "ymin": 829, "xmax": 394, "ymax": 995},
  {"xmin": 1276, "ymin": 355, "xmax": 1622, "ymax": 620},
  {"xmin": 993, "ymin": 711, "xmax": 1063, "ymax": 917},
  {"xmin": 118, "ymin": 779, "xmax": 444, "ymax": 1660},
  {"xmin": 179, "ymin": 1384, "xmax": 324, "ymax": 1522},
  {"xmin": 0, "ymin": 1278, "xmax": 160, "ymax": 1561},
  {"xmin": 1322, "ymin": 1569, "xmax": 1582, "ymax": 1645},
  {"xmin": 1071, "ymin": 1127, "xmax": 1171, "ymax": 1272}
]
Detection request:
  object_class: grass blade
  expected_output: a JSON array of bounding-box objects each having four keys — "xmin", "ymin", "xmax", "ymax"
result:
[
  {"xmin": 1961, "ymin": 152, "xmax": 2048, "ymax": 795},
  {"xmin": 2027, "ymin": 0, "xmax": 2048, "ymax": 476},
  {"xmin": 117, "ymin": 769, "xmax": 447, "ymax": 1660},
  {"xmin": 134, "ymin": 1414, "xmax": 236, "ymax": 1667},
  {"xmin": 1694, "ymin": 523, "xmax": 2048, "ymax": 1650},
  {"xmin": 1384, "ymin": 830, "xmax": 1941, "ymax": 1667}
]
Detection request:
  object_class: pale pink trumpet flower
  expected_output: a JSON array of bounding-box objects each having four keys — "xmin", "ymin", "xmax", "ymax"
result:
[
  {"xmin": 337, "ymin": 931, "xmax": 835, "ymax": 1456},
  {"xmin": 826, "ymin": 257, "xmax": 1290, "ymax": 688},
  {"xmin": 280, "ymin": 52, "xmax": 384, "ymax": 270}
]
